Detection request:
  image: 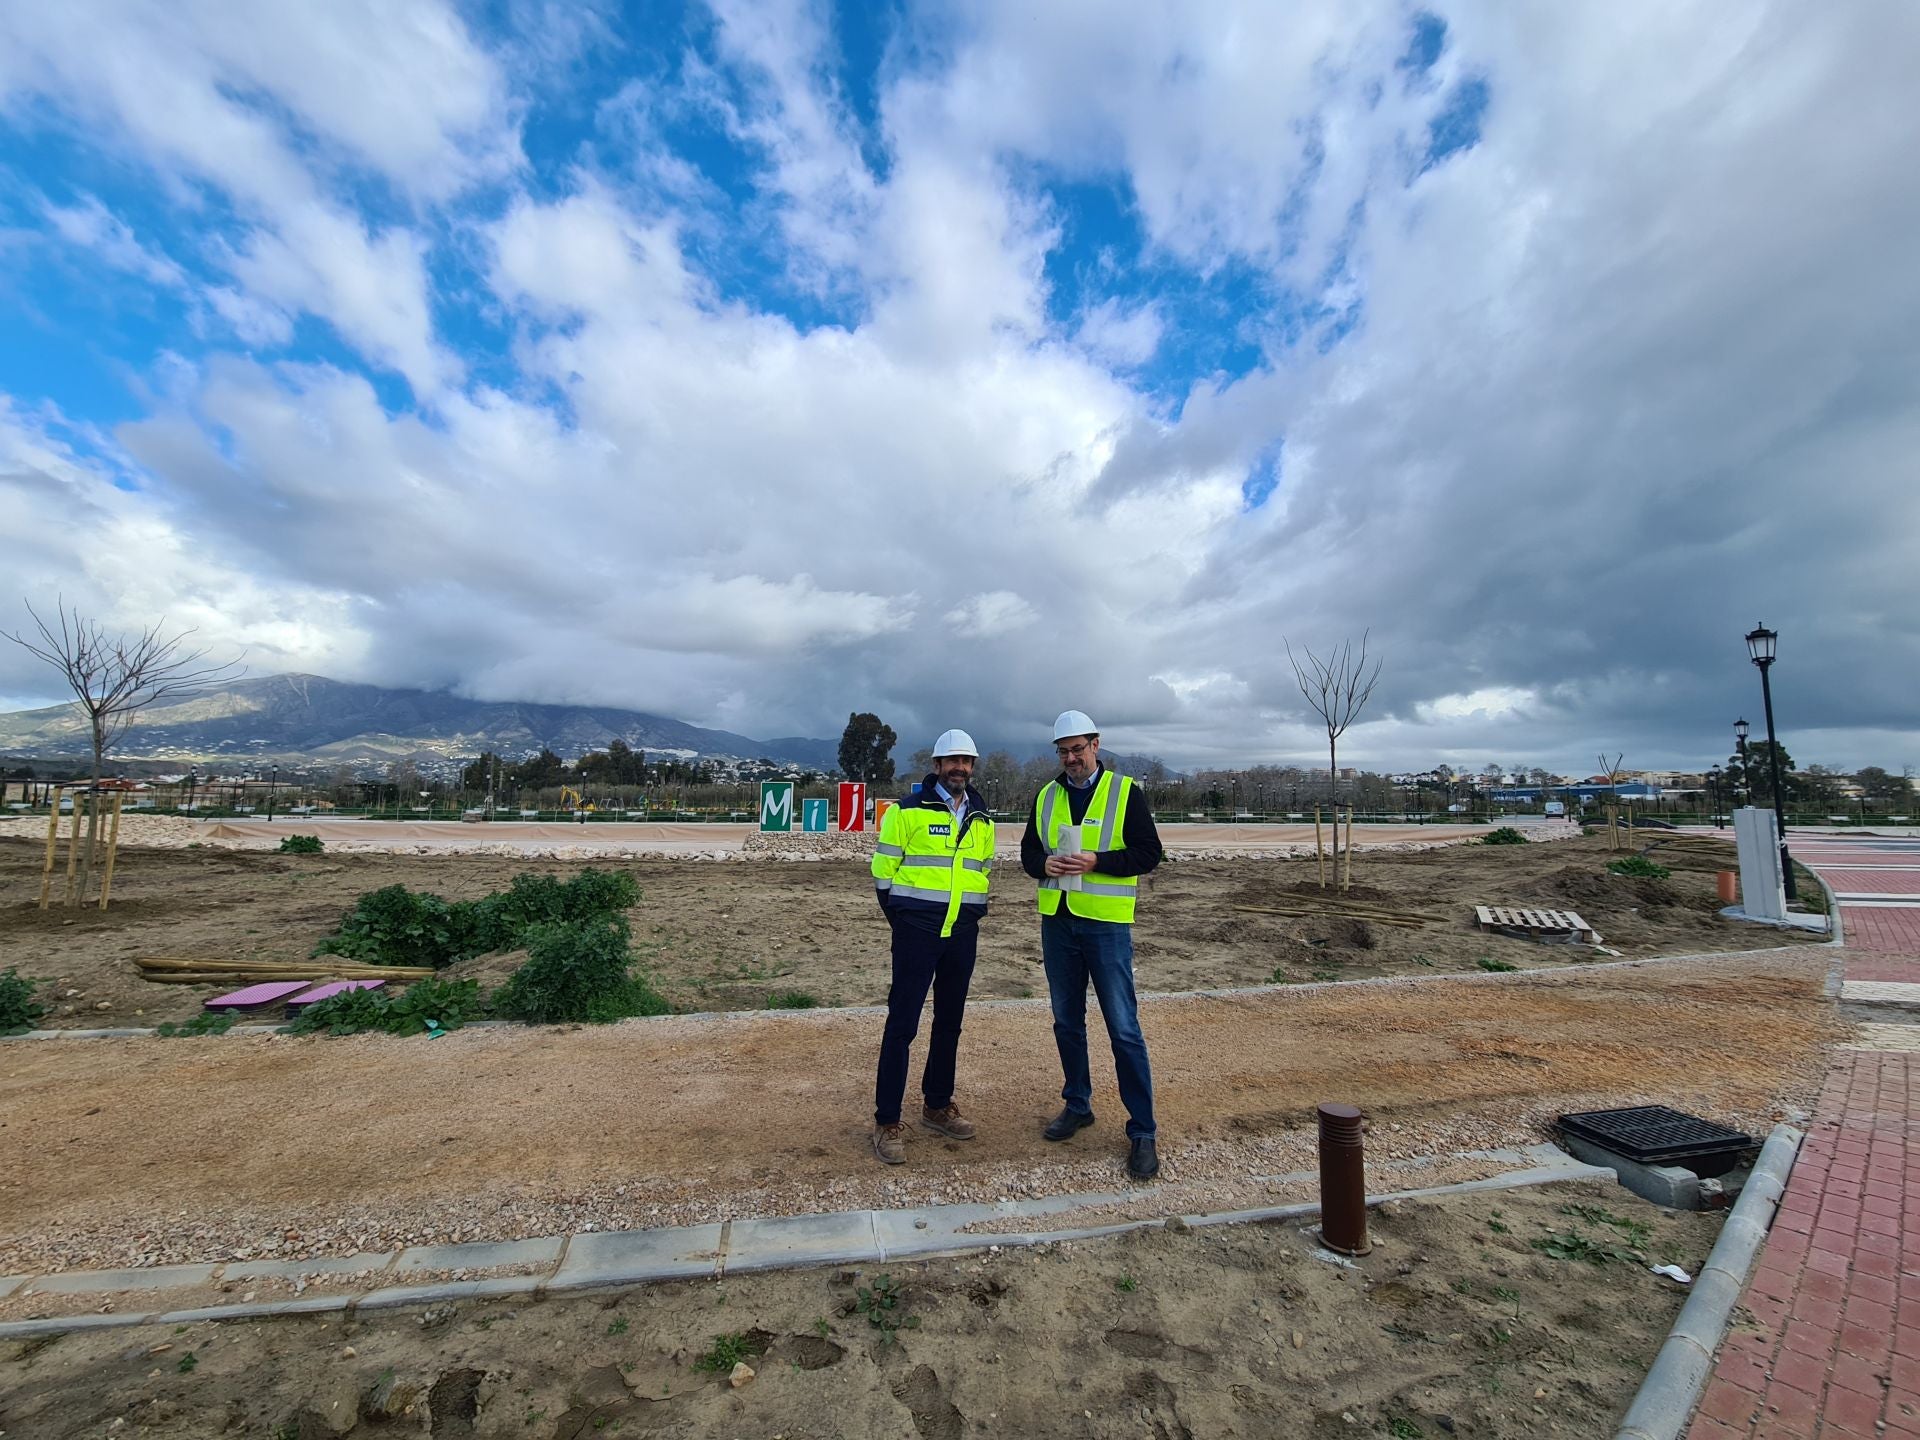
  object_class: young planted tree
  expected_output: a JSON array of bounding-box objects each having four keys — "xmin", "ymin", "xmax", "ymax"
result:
[
  {"xmin": 4, "ymin": 599, "xmax": 243, "ymax": 904},
  {"xmin": 1284, "ymin": 630, "xmax": 1383, "ymax": 871}
]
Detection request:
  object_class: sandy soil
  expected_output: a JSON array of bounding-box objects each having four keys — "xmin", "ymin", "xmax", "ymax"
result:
[
  {"xmin": 0, "ymin": 1179, "xmax": 1723, "ymax": 1440},
  {"xmin": 0, "ymin": 831, "xmax": 1819, "ymax": 1027},
  {"xmin": 0, "ymin": 949, "xmax": 1835, "ymax": 1275}
]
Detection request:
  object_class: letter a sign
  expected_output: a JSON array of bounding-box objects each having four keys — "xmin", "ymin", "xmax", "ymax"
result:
[
  {"xmin": 837, "ymin": 781, "xmax": 867, "ymax": 832},
  {"xmin": 759, "ymin": 781, "xmax": 794, "ymax": 833}
]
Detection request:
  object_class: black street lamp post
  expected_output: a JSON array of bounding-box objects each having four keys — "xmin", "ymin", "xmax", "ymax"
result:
[
  {"xmin": 267, "ymin": 764, "xmax": 278, "ymax": 822},
  {"xmin": 1745, "ymin": 625, "xmax": 1796, "ymax": 901},
  {"xmin": 1734, "ymin": 719, "xmax": 1750, "ymax": 807}
]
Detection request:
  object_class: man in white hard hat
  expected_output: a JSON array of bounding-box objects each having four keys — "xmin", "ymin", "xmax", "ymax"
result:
[
  {"xmin": 1021, "ymin": 710, "xmax": 1165, "ymax": 1179},
  {"xmin": 867, "ymin": 728, "xmax": 996, "ymax": 1165}
]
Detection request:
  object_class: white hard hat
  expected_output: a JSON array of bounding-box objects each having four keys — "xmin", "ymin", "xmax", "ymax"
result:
[
  {"xmin": 1052, "ymin": 710, "xmax": 1098, "ymax": 741},
  {"xmin": 932, "ymin": 728, "xmax": 979, "ymax": 758}
]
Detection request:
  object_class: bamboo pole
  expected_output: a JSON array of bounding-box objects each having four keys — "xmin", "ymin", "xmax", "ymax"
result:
[
  {"xmin": 98, "ymin": 792, "xmax": 125, "ymax": 910},
  {"xmin": 38, "ymin": 787, "xmax": 63, "ymax": 909},
  {"xmin": 1315, "ymin": 806, "xmax": 1325, "ymax": 888},
  {"xmin": 63, "ymin": 793, "xmax": 85, "ymax": 907}
]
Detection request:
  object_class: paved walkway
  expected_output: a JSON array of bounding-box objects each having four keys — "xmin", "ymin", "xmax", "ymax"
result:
[{"xmin": 1692, "ymin": 833, "xmax": 1920, "ymax": 1439}]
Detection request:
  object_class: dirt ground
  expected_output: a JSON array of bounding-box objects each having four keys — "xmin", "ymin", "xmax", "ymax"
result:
[
  {"xmin": 0, "ymin": 948, "xmax": 1835, "ymax": 1277},
  {"xmin": 0, "ymin": 1178, "xmax": 1723, "ymax": 1440},
  {"xmin": 0, "ymin": 831, "xmax": 1823, "ymax": 1026}
]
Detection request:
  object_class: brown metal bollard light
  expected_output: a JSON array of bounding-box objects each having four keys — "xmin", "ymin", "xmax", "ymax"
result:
[{"xmin": 1317, "ymin": 1102, "xmax": 1371, "ymax": 1255}]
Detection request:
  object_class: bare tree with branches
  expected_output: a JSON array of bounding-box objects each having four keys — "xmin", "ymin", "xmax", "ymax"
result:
[
  {"xmin": 1285, "ymin": 630, "xmax": 1384, "ymax": 868},
  {"xmin": 5, "ymin": 599, "xmax": 243, "ymax": 903}
]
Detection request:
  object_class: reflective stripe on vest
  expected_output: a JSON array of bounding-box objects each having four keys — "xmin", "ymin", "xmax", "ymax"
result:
[
  {"xmin": 1035, "ymin": 770, "xmax": 1138, "ymax": 923},
  {"xmin": 870, "ymin": 801, "xmax": 994, "ymax": 937}
]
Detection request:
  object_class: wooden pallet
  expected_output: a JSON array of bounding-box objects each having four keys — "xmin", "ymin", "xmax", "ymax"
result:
[{"xmin": 1474, "ymin": 905, "xmax": 1601, "ymax": 944}]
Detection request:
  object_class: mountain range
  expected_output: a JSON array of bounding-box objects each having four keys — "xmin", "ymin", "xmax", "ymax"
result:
[{"xmin": 0, "ymin": 674, "xmax": 841, "ymax": 774}]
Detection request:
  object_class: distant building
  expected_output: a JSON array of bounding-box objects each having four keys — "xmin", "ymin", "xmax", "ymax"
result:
[{"xmin": 1490, "ymin": 783, "xmax": 1662, "ymax": 804}]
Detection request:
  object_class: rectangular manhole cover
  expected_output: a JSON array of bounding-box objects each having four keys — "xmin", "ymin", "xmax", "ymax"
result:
[{"xmin": 1558, "ymin": 1105, "xmax": 1754, "ymax": 1176}]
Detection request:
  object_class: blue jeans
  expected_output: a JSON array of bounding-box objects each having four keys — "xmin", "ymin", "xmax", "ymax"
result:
[
  {"xmin": 1041, "ymin": 910, "xmax": 1156, "ymax": 1140},
  {"xmin": 873, "ymin": 919, "xmax": 977, "ymax": 1126}
]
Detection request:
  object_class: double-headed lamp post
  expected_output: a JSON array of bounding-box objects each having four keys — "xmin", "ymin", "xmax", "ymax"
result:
[
  {"xmin": 1733, "ymin": 718, "xmax": 1750, "ymax": 807},
  {"xmin": 1744, "ymin": 624, "xmax": 1795, "ymax": 900}
]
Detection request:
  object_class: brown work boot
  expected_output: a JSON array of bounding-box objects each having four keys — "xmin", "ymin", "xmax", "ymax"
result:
[
  {"xmin": 920, "ymin": 1103, "xmax": 976, "ymax": 1140},
  {"xmin": 872, "ymin": 1122, "xmax": 907, "ymax": 1165}
]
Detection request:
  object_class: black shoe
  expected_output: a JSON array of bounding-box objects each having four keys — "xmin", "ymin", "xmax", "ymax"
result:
[
  {"xmin": 1042, "ymin": 1107, "xmax": 1095, "ymax": 1142},
  {"xmin": 1127, "ymin": 1137, "xmax": 1160, "ymax": 1180}
]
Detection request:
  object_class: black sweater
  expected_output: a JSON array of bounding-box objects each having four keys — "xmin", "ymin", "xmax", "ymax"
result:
[{"xmin": 1019, "ymin": 764, "xmax": 1164, "ymax": 882}]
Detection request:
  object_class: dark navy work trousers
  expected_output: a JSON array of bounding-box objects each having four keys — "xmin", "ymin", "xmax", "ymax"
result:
[{"xmin": 873, "ymin": 917, "xmax": 978, "ymax": 1126}]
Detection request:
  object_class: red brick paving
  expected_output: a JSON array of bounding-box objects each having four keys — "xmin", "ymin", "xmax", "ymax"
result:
[
  {"xmin": 1823, "ymin": 869, "xmax": 1920, "ymax": 894},
  {"xmin": 1690, "ymin": 842, "xmax": 1920, "ymax": 1437},
  {"xmin": 1839, "ymin": 906, "xmax": 1920, "ymax": 954}
]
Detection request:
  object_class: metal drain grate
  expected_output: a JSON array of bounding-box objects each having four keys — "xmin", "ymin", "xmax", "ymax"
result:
[{"xmin": 1558, "ymin": 1105, "xmax": 1754, "ymax": 1176}]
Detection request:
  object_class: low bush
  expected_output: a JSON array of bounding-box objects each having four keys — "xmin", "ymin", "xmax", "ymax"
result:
[
  {"xmin": 156, "ymin": 1009, "xmax": 241, "ymax": 1038},
  {"xmin": 1475, "ymin": 956, "xmax": 1519, "ymax": 972},
  {"xmin": 766, "ymin": 990, "xmax": 820, "ymax": 1009},
  {"xmin": 314, "ymin": 869, "xmax": 641, "ymax": 969},
  {"xmin": 1606, "ymin": 855, "xmax": 1671, "ymax": 879},
  {"xmin": 276, "ymin": 834, "xmax": 324, "ymax": 854},
  {"xmin": 0, "ymin": 968, "xmax": 46, "ymax": 1035},
  {"xmin": 493, "ymin": 917, "xmax": 669, "ymax": 1025},
  {"xmin": 1481, "ymin": 826, "xmax": 1527, "ymax": 845},
  {"xmin": 463, "ymin": 868, "xmax": 640, "ymax": 952},
  {"xmin": 286, "ymin": 976, "xmax": 486, "ymax": 1037}
]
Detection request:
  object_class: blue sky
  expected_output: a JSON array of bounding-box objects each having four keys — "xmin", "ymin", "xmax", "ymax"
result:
[{"xmin": 0, "ymin": 2, "xmax": 1915, "ymax": 773}]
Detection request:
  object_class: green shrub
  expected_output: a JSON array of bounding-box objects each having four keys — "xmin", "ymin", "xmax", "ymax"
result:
[
  {"xmin": 156, "ymin": 1008, "xmax": 241, "ymax": 1038},
  {"xmin": 1476, "ymin": 957, "xmax": 1519, "ymax": 972},
  {"xmin": 766, "ymin": 990, "xmax": 820, "ymax": 1009},
  {"xmin": 0, "ymin": 968, "xmax": 47, "ymax": 1035},
  {"xmin": 276, "ymin": 834, "xmax": 324, "ymax": 854},
  {"xmin": 314, "ymin": 884, "xmax": 468, "ymax": 968},
  {"xmin": 1481, "ymin": 826, "xmax": 1527, "ymax": 845},
  {"xmin": 1606, "ymin": 855, "xmax": 1671, "ymax": 879},
  {"xmin": 493, "ymin": 917, "xmax": 668, "ymax": 1024},
  {"xmin": 315, "ymin": 869, "xmax": 641, "ymax": 969},
  {"xmin": 285, "ymin": 976, "xmax": 486, "ymax": 1037}
]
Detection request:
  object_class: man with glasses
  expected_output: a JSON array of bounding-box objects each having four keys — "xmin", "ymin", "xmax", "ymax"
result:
[
  {"xmin": 868, "ymin": 729, "xmax": 995, "ymax": 1165},
  {"xmin": 1021, "ymin": 710, "xmax": 1165, "ymax": 1180}
]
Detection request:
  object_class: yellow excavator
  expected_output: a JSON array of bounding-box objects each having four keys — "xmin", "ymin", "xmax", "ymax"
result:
[{"xmin": 558, "ymin": 785, "xmax": 596, "ymax": 813}]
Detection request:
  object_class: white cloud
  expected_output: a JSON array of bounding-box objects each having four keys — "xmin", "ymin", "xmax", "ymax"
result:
[
  {"xmin": 2, "ymin": 3, "xmax": 1917, "ymax": 775},
  {"xmin": 40, "ymin": 195, "xmax": 189, "ymax": 289},
  {"xmin": 0, "ymin": 0, "xmax": 513, "ymax": 397},
  {"xmin": 944, "ymin": 592, "xmax": 1038, "ymax": 637},
  {"xmin": 1073, "ymin": 298, "xmax": 1164, "ymax": 368}
]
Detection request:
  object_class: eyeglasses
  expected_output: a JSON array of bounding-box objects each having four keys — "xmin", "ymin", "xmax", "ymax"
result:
[{"xmin": 1055, "ymin": 742, "xmax": 1093, "ymax": 759}]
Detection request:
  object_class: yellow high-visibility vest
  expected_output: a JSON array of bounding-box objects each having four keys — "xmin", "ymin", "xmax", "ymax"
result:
[
  {"xmin": 871, "ymin": 797, "xmax": 993, "ymax": 937},
  {"xmin": 1034, "ymin": 770, "xmax": 1137, "ymax": 923}
]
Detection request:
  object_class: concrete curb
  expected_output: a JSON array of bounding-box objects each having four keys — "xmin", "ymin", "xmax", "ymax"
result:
[
  {"xmin": 1612, "ymin": 1122, "xmax": 1802, "ymax": 1440},
  {"xmin": 0, "ymin": 1143, "xmax": 1612, "ymax": 1340}
]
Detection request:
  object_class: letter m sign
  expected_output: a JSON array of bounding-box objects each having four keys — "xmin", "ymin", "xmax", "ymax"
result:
[{"xmin": 759, "ymin": 781, "xmax": 795, "ymax": 833}]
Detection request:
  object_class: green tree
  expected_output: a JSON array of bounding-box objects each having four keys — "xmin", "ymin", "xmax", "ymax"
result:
[
  {"xmin": 605, "ymin": 737, "xmax": 645, "ymax": 784},
  {"xmin": 513, "ymin": 748, "xmax": 567, "ymax": 789},
  {"xmin": 837, "ymin": 712, "xmax": 897, "ymax": 784},
  {"xmin": 1728, "ymin": 740, "xmax": 1796, "ymax": 805},
  {"xmin": 461, "ymin": 752, "xmax": 501, "ymax": 790}
]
